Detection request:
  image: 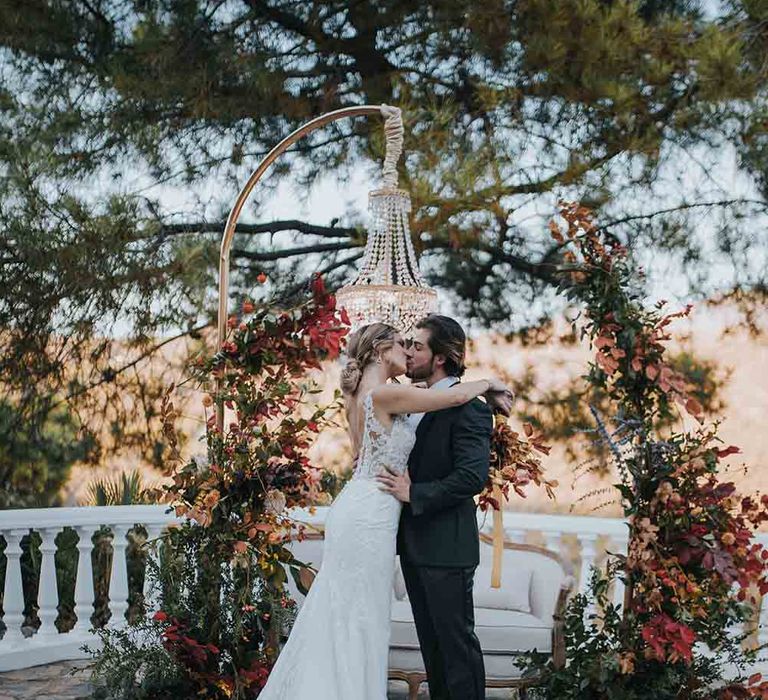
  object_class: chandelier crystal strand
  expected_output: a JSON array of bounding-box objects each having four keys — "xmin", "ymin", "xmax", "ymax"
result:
[{"xmin": 336, "ymin": 105, "xmax": 438, "ymax": 333}]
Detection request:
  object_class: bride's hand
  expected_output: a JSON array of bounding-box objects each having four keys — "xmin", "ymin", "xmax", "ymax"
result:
[
  {"xmin": 486, "ymin": 377, "xmax": 507, "ymax": 393},
  {"xmin": 485, "ymin": 389, "xmax": 514, "ymax": 417},
  {"xmin": 484, "ymin": 378, "xmax": 514, "ymax": 416}
]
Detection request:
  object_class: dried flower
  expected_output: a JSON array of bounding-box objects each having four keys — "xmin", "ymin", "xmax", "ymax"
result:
[{"xmin": 264, "ymin": 489, "xmax": 287, "ymax": 515}]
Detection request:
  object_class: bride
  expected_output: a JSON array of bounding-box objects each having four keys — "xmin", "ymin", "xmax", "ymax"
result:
[{"xmin": 257, "ymin": 322, "xmax": 504, "ymax": 700}]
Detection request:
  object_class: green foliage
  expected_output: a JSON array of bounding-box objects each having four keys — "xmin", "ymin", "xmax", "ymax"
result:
[
  {"xmin": 88, "ymin": 524, "xmax": 293, "ymax": 700},
  {"xmin": 521, "ymin": 566, "xmax": 754, "ymax": 700},
  {"xmin": 0, "ymin": 399, "xmax": 93, "ymax": 508},
  {"xmin": 87, "ymin": 279, "xmax": 344, "ymax": 698},
  {"xmin": 85, "ymin": 470, "xmax": 160, "ymax": 506},
  {"xmin": 319, "ymin": 466, "xmax": 353, "ymax": 499},
  {"xmin": 518, "ymin": 204, "xmax": 768, "ymax": 698},
  {"xmin": 1, "ymin": 0, "xmax": 766, "ymax": 463}
]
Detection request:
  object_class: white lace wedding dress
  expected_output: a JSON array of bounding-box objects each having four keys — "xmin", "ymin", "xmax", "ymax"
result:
[{"xmin": 258, "ymin": 391, "xmax": 417, "ymax": 700}]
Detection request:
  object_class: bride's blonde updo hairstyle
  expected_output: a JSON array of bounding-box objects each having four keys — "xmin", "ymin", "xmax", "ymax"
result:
[{"xmin": 340, "ymin": 322, "xmax": 398, "ymax": 395}]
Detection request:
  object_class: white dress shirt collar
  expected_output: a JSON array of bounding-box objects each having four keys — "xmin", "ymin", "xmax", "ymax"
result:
[
  {"xmin": 430, "ymin": 376, "xmax": 459, "ymax": 391},
  {"xmin": 406, "ymin": 376, "xmax": 460, "ymax": 429}
]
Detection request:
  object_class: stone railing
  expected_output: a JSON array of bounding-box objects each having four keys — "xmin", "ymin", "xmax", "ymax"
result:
[
  {"xmin": 0, "ymin": 505, "xmax": 178, "ymax": 671},
  {"xmin": 1, "ymin": 506, "xmax": 766, "ymax": 672}
]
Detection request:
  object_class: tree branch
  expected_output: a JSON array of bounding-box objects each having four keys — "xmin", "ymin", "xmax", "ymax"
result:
[
  {"xmin": 595, "ymin": 199, "xmax": 768, "ymax": 232},
  {"xmin": 424, "ymin": 241, "xmax": 559, "ymax": 286},
  {"xmin": 284, "ymin": 251, "xmax": 365, "ymax": 298},
  {"xmin": 49, "ymin": 323, "xmax": 211, "ymax": 411},
  {"xmin": 232, "ymin": 241, "xmax": 361, "ymax": 262},
  {"xmin": 158, "ymin": 219, "xmax": 362, "ymax": 239}
]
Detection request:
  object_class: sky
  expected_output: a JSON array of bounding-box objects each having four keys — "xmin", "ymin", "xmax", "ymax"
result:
[
  {"xmin": 104, "ymin": 0, "xmax": 764, "ymax": 339},
  {"xmin": 149, "ymin": 134, "xmax": 764, "ymax": 338}
]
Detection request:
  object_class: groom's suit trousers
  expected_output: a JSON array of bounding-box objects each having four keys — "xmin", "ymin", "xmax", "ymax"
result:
[{"xmin": 400, "ymin": 559, "xmax": 485, "ymax": 700}]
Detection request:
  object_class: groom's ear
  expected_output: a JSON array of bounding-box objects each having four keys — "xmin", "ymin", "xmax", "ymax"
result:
[{"xmin": 433, "ymin": 353, "xmax": 447, "ymax": 370}]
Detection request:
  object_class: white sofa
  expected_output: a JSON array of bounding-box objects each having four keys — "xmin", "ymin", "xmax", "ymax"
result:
[
  {"xmin": 388, "ymin": 533, "xmax": 573, "ymax": 699},
  {"xmin": 285, "ymin": 531, "xmax": 573, "ymax": 700}
]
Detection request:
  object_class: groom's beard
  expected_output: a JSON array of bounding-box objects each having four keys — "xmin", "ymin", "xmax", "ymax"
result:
[{"xmin": 406, "ymin": 358, "xmax": 436, "ymax": 382}]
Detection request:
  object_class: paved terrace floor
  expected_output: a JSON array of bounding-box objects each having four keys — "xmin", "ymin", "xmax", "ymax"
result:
[{"xmin": 0, "ymin": 662, "xmax": 521, "ymax": 699}]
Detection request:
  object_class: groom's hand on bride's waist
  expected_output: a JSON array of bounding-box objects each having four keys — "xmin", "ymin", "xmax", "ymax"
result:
[{"xmin": 376, "ymin": 465, "xmax": 411, "ymax": 502}]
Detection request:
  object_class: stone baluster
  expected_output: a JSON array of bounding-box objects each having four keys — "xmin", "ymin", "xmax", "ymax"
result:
[
  {"xmin": 726, "ymin": 584, "xmax": 745, "ymax": 643},
  {"xmin": 108, "ymin": 525, "xmax": 130, "ymax": 627},
  {"xmin": 577, "ymin": 533, "xmax": 598, "ymax": 596},
  {"xmin": 74, "ymin": 525, "xmax": 97, "ymax": 635},
  {"xmin": 758, "ymin": 594, "xmax": 768, "ymax": 648},
  {"xmin": 611, "ymin": 535, "xmax": 629, "ymax": 611},
  {"xmin": 36, "ymin": 528, "xmax": 60, "ymax": 638},
  {"xmin": 2, "ymin": 530, "xmax": 28, "ymax": 644},
  {"xmin": 142, "ymin": 525, "xmax": 165, "ymax": 615},
  {"xmin": 578, "ymin": 534, "xmax": 600, "ymax": 621}
]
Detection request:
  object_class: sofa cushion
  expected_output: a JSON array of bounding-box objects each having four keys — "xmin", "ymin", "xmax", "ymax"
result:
[
  {"xmin": 478, "ymin": 537, "xmax": 570, "ymax": 622},
  {"xmin": 390, "ymin": 600, "xmax": 422, "ymax": 649},
  {"xmin": 473, "ymin": 565, "xmax": 532, "ymax": 613},
  {"xmin": 474, "ymin": 607, "xmax": 552, "ymax": 653},
  {"xmin": 393, "ymin": 557, "xmax": 407, "ymax": 601},
  {"xmin": 390, "ymin": 601, "xmax": 552, "ymax": 655}
]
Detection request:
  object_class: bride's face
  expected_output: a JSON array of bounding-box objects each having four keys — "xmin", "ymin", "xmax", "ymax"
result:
[{"xmin": 382, "ymin": 334, "xmax": 408, "ymax": 378}]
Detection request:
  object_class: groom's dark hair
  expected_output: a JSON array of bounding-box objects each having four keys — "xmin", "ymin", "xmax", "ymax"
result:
[{"xmin": 415, "ymin": 314, "xmax": 467, "ymax": 377}]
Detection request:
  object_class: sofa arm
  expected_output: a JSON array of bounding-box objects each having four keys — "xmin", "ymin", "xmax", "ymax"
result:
[{"xmin": 552, "ymin": 575, "xmax": 574, "ymax": 669}]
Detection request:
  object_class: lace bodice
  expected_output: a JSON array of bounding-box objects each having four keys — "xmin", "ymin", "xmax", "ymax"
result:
[{"xmin": 352, "ymin": 391, "xmax": 417, "ymax": 481}]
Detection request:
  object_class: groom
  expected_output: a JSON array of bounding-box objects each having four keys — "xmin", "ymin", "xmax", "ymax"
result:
[{"xmin": 377, "ymin": 314, "xmax": 512, "ymax": 700}]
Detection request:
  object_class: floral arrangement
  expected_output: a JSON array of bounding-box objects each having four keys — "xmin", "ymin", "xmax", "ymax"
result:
[
  {"xmin": 520, "ymin": 204, "xmax": 768, "ymax": 699},
  {"xmin": 619, "ymin": 422, "xmax": 768, "ymax": 675},
  {"xmin": 550, "ymin": 202, "xmax": 707, "ymax": 424},
  {"xmin": 478, "ymin": 416, "xmax": 556, "ymax": 587},
  {"xmin": 165, "ymin": 275, "xmax": 348, "ymax": 588},
  {"xmin": 478, "ymin": 417, "xmax": 556, "ymax": 512},
  {"xmin": 88, "ymin": 276, "xmax": 350, "ymax": 699}
]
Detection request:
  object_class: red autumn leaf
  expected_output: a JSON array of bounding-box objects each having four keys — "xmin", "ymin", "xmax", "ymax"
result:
[
  {"xmin": 717, "ymin": 445, "xmax": 742, "ymax": 459},
  {"xmin": 685, "ymin": 397, "xmax": 704, "ymax": 416},
  {"xmin": 594, "ymin": 335, "xmax": 615, "ymax": 349}
]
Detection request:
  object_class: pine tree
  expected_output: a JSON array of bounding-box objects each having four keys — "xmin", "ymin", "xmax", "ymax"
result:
[{"xmin": 0, "ymin": 0, "xmax": 765, "ymax": 462}]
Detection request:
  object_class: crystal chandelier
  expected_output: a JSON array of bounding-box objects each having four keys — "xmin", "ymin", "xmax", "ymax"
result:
[{"xmin": 336, "ymin": 106, "xmax": 437, "ymax": 333}]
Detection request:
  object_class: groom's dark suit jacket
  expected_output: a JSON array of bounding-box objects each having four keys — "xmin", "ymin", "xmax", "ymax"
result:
[{"xmin": 396, "ymin": 391, "xmax": 493, "ymax": 568}]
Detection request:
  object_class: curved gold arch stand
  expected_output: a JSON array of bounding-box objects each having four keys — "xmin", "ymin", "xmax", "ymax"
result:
[
  {"xmin": 214, "ymin": 105, "xmax": 505, "ymax": 589},
  {"xmin": 215, "ymin": 105, "xmax": 387, "ymax": 433}
]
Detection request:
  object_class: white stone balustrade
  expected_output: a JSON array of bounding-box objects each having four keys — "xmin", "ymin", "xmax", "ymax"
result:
[
  {"xmin": 0, "ymin": 506, "xmax": 178, "ymax": 671},
  {"xmin": 0, "ymin": 505, "xmax": 766, "ymax": 672}
]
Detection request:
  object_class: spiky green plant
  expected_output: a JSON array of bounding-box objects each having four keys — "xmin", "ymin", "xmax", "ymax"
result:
[{"xmin": 85, "ymin": 470, "xmax": 158, "ymax": 506}]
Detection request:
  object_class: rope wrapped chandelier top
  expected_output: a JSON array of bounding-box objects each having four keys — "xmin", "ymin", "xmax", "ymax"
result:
[{"xmin": 335, "ymin": 106, "xmax": 438, "ymax": 333}]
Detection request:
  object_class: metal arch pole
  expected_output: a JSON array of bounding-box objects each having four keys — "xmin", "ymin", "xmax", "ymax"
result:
[{"xmin": 216, "ymin": 104, "xmax": 385, "ymax": 433}]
